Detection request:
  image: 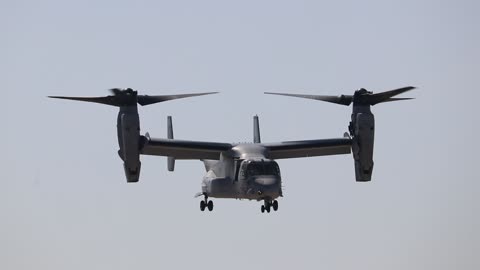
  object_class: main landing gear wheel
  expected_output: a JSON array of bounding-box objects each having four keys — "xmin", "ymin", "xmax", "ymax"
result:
[
  {"xmin": 200, "ymin": 195, "xmax": 214, "ymax": 212},
  {"xmin": 272, "ymin": 200, "xmax": 278, "ymax": 211},
  {"xmin": 260, "ymin": 200, "xmax": 278, "ymax": 213},
  {"xmin": 207, "ymin": 200, "xmax": 214, "ymax": 211}
]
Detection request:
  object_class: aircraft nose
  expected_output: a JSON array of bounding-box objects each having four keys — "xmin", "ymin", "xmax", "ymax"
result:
[{"xmin": 254, "ymin": 176, "xmax": 279, "ymax": 186}]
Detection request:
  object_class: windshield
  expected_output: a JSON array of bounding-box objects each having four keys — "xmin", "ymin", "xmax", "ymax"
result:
[{"xmin": 244, "ymin": 161, "xmax": 280, "ymax": 177}]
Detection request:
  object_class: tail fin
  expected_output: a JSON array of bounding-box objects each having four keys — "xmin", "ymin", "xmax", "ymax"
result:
[
  {"xmin": 253, "ymin": 115, "xmax": 261, "ymax": 143},
  {"xmin": 167, "ymin": 116, "xmax": 175, "ymax": 171}
]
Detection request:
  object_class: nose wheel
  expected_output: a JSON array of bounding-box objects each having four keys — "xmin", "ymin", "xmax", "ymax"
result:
[
  {"xmin": 200, "ymin": 195, "xmax": 214, "ymax": 212},
  {"xmin": 261, "ymin": 200, "xmax": 278, "ymax": 213}
]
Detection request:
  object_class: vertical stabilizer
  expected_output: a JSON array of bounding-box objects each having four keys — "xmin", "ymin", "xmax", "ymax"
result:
[{"xmin": 253, "ymin": 115, "xmax": 261, "ymax": 143}]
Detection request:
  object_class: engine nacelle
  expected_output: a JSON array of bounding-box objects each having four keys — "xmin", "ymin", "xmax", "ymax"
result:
[
  {"xmin": 350, "ymin": 107, "xmax": 375, "ymax": 182},
  {"xmin": 117, "ymin": 107, "xmax": 141, "ymax": 182}
]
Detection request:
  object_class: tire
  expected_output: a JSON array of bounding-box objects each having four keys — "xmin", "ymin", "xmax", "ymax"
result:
[
  {"xmin": 272, "ymin": 200, "xmax": 278, "ymax": 211},
  {"xmin": 200, "ymin": 201, "xmax": 206, "ymax": 211},
  {"xmin": 261, "ymin": 205, "xmax": 265, "ymax": 213},
  {"xmin": 266, "ymin": 204, "xmax": 271, "ymax": 213},
  {"xmin": 207, "ymin": 200, "xmax": 214, "ymax": 211}
]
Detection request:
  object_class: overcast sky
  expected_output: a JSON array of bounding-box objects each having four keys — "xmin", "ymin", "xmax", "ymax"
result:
[{"xmin": 2, "ymin": 1, "xmax": 479, "ymax": 269}]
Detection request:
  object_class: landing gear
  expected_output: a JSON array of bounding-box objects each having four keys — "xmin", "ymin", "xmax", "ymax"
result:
[
  {"xmin": 272, "ymin": 200, "xmax": 278, "ymax": 211},
  {"xmin": 260, "ymin": 200, "xmax": 278, "ymax": 213},
  {"xmin": 200, "ymin": 194, "xmax": 214, "ymax": 212},
  {"xmin": 207, "ymin": 200, "xmax": 214, "ymax": 211}
]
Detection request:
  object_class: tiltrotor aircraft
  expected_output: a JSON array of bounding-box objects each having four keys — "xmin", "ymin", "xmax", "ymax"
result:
[{"xmin": 49, "ymin": 86, "xmax": 415, "ymax": 213}]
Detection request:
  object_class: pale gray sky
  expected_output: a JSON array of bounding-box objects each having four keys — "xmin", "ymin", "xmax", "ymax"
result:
[{"xmin": 2, "ymin": 1, "xmax": 479, "ymax": 269}]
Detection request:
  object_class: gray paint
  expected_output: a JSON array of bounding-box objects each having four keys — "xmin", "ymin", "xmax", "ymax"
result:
[
  {"xmin": 141, "ymin": 115, "xmax": 351, "ymax": 212},
  {"xmin": 49, "ymin": 89, "xmax": 218, "ymax": 181},
  {"xmin": 253, "ymin": 115, "xmax": 261, "ymax": 143},
  {"xmin": 49, "ymin": 87, "xmax": 413, "ymax": 212},
  {"xmin": 265, "ymin": 87, "xmax": 416, "ymax": 181}
]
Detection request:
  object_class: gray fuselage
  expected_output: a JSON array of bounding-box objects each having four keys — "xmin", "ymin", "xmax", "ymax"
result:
[{"xmin": 201, "ymin": 144, "xmax": 282, "ymax": 201}]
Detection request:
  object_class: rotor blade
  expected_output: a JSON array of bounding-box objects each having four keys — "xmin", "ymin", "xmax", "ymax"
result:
[
  {"xmin": 369, "ymin": 86, "xmax": 416, "ymax": 105},
  {"xmin": 48, "ymin": 95, "xmax": 118, "ymax": 106},
  {"xmin": 372, "ymin": 97, "xmax": 414, "ymax": 105},
  {"xmin": 264, "ymin": 92, "xmax": 352, "ymax": 106},
  {"xmin": 137, "ymin": 92, "xmax": 218, "ymax": 106}
]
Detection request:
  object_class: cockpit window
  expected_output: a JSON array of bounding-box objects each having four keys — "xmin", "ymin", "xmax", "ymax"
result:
[
  {"xmin": 245, "ymin": 161, "xmax": 280, "ymax": 177},
  {"xmin": 264, "ymin": 163, "xmax": 279, "ymax": 175}
]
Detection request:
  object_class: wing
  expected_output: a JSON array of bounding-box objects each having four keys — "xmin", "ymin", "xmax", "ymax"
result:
[
  {"xmin": 141, "ymin": 137, "xmax": 233, "ymax": 160},
  {"xmin": 263, "ymin": 138, "xmax": 352, "ymax": 159}
]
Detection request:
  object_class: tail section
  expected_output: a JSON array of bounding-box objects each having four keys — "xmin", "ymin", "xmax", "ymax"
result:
[
  {"xmin": 253, "ymin": 115, "xmax": 261, "ymax": 143},
  {"xmin": 167, "ymin": 116, "xmax": 175, "ymax": 171}
]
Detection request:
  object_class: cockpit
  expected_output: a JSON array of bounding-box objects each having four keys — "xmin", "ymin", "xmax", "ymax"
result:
[{"xmin": 240, "ymin": 159, "xmax": 280, "ymax": 178}]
